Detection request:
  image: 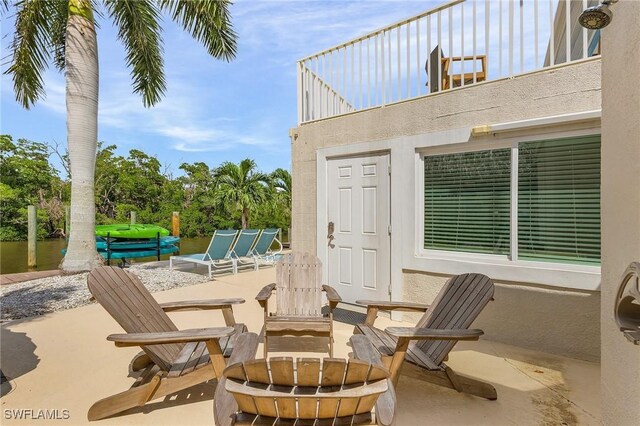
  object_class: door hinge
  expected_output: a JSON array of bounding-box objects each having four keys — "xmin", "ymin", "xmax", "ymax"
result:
[
  {"xmin": 388, "ymin": 164, "xmax": 391, "ymax": 175},
  {"xmin": 387, "ymin": 224, "xmax": 392, "ymax": 235}
]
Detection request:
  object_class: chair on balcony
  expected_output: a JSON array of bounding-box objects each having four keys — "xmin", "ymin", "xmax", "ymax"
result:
[
  {"xmin": 255, "ymin": 252, "xmax": 342, "ymax": 357},
  {"xmin": 86, "ymin": 266, "xmax": 252, "ymax": 421},
  {"xmin": 426, "ymin": 46, "xmax": 487, "ymax": 92},
  {"xmin": 214, "ymin": 334, "xmax": 396, "ymax": 426},
  {"xmin": 353, "ymin": 273, "xmax": 497, "ymax": 400},
  {"xmin": 169, "ymin": 229, "xmax": 237, "ymax": 278}
]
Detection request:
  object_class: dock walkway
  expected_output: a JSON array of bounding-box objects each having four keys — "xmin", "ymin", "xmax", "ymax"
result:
[{"xmin": 0, "ymin": 270, "xmax": 61, "ymax": 286}]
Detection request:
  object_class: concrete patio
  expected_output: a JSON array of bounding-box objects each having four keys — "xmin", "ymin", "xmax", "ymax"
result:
[{"xmin": 0, "ymin": 266, "xmax": 600, "ymax": 425}]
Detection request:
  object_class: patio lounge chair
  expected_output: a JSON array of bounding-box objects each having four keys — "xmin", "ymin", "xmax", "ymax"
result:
[
  {"xmin": 213, "ymin": 334, "xmax": 396, "ymax": 426},
  {"xmin": 229, "ymin": 228, "xmax": 261, "ymax": 272},
  {"xmin": 250, "ymin": 228, "xmax": 282, "ymax": 268},
  {"xmin": 86, "ymin": 266, "xmax": 252, "ymax": 421},
  {"xmin": 353, "ymin": 273, "xmax": 497, "ymax": 400},
  {"xmin": 256, "ymin": 252, "xmax": 341, "ymax": 356},
  {"xmin": 169, "ymin": 229, "xmax": 237, "ymax": 278}
]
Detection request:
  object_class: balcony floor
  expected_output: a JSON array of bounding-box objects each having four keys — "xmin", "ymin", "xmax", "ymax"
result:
[{"xmin": 1, "ymin": 265, "xmax": 600, "ymax": 425}]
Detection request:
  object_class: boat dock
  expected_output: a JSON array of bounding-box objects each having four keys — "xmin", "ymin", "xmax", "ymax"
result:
[{"xmin": 0, "ymin": 270, "xmax": 62, "ymax": 286}]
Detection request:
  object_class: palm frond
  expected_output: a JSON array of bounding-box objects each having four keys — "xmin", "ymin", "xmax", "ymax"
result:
[
  {"xmin": 49, "ymin": 0, "xmax": 68, "ymax": 71},
  {"xmin": 5, "ymin": 0, "xmax": 58, "ymax": 109},
  {"xmin": 1, "ymin": 0, "xmax": 10, "ymax": 15},
  {"xmin": 104, "ymin": 0, "xmax": 165, "ymax": 107},
  {"xmin": 160, "ymin": 0, "xmax": 237, "ymax": 61},
  {"xmin": 272, "ymin": 168, "xmax": 291, "ymax": 193}
]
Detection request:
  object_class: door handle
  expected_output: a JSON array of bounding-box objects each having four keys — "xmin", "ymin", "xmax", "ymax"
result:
[{"xmin": 328, "ymin": 221, "xmax": 335, "ymax": 248}]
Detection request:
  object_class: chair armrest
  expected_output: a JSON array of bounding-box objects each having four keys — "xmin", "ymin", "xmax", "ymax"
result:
[
  {"xmin": 356, "ymin": 300, "xmax": 429, "ymax": 327},
  {"xmin": 322, "ymin": 285, "xmax": 342, "ymax": 309},
  {"xmin": 385, "ymin": 327, "xmax": 484, "ymax": 341},
  {"xmin": 159, "ymin": 298, "xmax": 245, "ymax": 312},
  {"xmin": 107, "ymin": 327, "xmax": 235, "ymax": 347},
  {"xmin": 255, "ymin": 283, "xmax": 276, "ymax": 308},
  {"xmin": 350, "ymin": 334, "xmax": 384, "ymax": 366},
  {"xmin": 349, "ymin": 334, "xmax": 397, "ymax": 426},
  {"xmin": 448, "ymin": 55, "xmax": 487, "ymax": 63},
  {"xmin": 356, "ymin": 300, "xmax": 430, "ymax": 312}
]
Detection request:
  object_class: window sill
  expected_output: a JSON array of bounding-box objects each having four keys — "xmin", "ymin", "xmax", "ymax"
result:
[{"xmin": 406, "ymin": 251, "xmax": 601, "ymax": 291}]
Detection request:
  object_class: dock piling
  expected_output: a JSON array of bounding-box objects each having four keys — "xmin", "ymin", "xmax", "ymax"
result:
[
  {"xmin": 27, "ymin": 205, "xmax": 37, "ymax": 269},
  {"xmin": 172, "ymin": 212, "xmax": 180, "ymax": 237}
]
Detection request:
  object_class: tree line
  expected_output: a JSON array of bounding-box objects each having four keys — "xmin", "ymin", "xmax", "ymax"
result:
[{"xmin": 0, "ymin": 135, "xmax": 291, "ymax": 241}]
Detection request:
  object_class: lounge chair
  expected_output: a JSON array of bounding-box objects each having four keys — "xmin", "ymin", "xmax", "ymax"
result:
[
  {"xmin": 228, "ymin": 228, "xmax": 260, "ymax": 273},
  {"xmin": 353, "ymin": 273, "xmax": 497, "ymax": 400},
  {"xmin": 169, "ymin": 229, "xmax": 237, "ymax": 278},
  {"xmin": 86, "ymin": 266, "xmax": 251, "ymax": 421},
  {"xmin": 256, "ymin": 252, "xmax": 341, "ymax": 357},
  {"xmin": 250, "ymin": 228, "xmax": 282, "ymax": 268},
  {"xmin": 213, "ymin": 334, "xmax": 395, "ymax": 426}
]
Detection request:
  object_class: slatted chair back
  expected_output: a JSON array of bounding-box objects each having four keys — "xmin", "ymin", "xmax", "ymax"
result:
[
  {"xmin": 231, "ymin": 229, "xmax": 260, "ymax": 257},
  {"xmin": 415, "ymin": 273, "xmax": 494, "ymax": 366},
  {"xmin": 223, "ymin": 357, "xmax": 388, "ymax": 420},
  {"xmin": 275, "ymin": 252, "xmax": 323, "ymax": 317},
  {"xmin": 205, "ymin": 229, "xmax": 238, "ymax": 261},
  {"xmin": 87, "ymin": 266, "xmax": 182, "ymax": 371},
  {"xmin": 251, "ymin": 228, "xmax": 279, "ymax": 256}
]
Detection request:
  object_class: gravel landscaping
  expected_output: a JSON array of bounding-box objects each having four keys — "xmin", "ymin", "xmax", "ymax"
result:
[{"xmin": 0, "ymin": 264, "xmax": 210, "ymax": 322}]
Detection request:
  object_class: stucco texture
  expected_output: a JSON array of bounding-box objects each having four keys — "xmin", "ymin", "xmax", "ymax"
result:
[
  {"xmin": 402, "ymin": 271, "xmax": 600, "ymax": 362},
  {"xmin": 291, "ymin": 59, "xmax": 602, "ymax": 361},
  {"xmin": 600, "ymin": 1, "xmax": 640, "ymax": 424},
  {"xmin": 292, "ymin": 59, "xmax": 602, "ymax": 255}
]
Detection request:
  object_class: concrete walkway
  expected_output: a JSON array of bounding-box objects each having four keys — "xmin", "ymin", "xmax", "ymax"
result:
[{"xmin": 0, "ymin": 267, "xmax": 600, "ymax": 425}]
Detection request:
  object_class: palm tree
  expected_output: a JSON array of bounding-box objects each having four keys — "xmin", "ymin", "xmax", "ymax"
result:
[
  {"xmin": 271, "ymin": 168, "xmax": 291, "ymax": 217},
  {"xmin": 214, "ymin": 159, "xmax": 270, "ymax": 229},
  {"xmin": 3, "ymin": 0, "xmax": 236, "ymax": 272}
]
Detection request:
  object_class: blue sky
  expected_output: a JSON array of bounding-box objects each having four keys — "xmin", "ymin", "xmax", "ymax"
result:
[{"xmin": 1, "ymin": 0, "xmax": 441, "ymax": 176}]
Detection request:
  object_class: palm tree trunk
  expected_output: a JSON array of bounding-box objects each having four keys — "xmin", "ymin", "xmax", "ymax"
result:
[
  {"xmin": 241, "ymin": 207, "xmax": 249, "ymax": 229},
  {"xmin": 60, "ymin": 1, "xmax": 102, "ymax": 272}
]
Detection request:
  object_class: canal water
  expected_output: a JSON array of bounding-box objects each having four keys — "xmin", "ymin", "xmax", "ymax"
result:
[{"xmin": 0, "ymin": 237, "xmax": 213, "ymax": 275}]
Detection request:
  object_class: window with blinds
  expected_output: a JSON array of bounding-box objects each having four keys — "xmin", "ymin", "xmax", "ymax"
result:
[
  {"xmin": 424, "ymin": 149, "xmax": 511, "ymax": 255},
  {"xmin": 518, "ymin": 135, "xmax": 601, "ymax": 265}
]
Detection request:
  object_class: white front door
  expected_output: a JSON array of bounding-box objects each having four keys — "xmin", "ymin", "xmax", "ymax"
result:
[{"xmin": 326, "ymin": 153, "xmax": 391, "ymax": 304}]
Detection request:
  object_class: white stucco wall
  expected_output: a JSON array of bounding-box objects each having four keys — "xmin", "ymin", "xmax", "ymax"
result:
[
  {"xmin": 291, "ymin": 59, "xmax": 602, "ymax": 360},
  {"xmin": 600, "ymin": 1, "xmax": 640, "ymax": 423}
]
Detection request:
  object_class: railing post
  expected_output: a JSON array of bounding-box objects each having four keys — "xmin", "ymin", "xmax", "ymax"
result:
[
  {"xmin": 172, "ymin": 212, "xmax": 180, "ymax": 237},
  {"xmin": 297, "ymin": 61, "xmax": 303, "ymax": 124},
  {"xmin": 130, "ymin": 211, "xmax": 136, "ymax": 224},
  {"xmin": 27, "ymin": 205, "xmax": 37, "ymax": 269}
]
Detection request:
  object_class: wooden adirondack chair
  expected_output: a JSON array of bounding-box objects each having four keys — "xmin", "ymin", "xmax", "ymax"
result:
[
  {"xmin": 256, "ymin": 252, "xmax": 342, "ymax": 357},
  {"xmin": 214, "ymin": 335, "xmax": 395, "ymax": 426},
  {"xmin": 353, "ymin": 273, "xmax": 497, "ymax": 400},
  {"xmin": 86, "ymin": 266, "xmax": 252, "ymax": 421}
]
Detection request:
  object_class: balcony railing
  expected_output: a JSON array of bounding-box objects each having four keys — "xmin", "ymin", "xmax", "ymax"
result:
[{"xmin": 297, "ymin": 0, "xmax": 600, "ymax": 124}]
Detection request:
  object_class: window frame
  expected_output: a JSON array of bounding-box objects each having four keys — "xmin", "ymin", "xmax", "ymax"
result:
[{"xmin": 417, "ymin": 131, "xmax": 601, "ymax": 280}]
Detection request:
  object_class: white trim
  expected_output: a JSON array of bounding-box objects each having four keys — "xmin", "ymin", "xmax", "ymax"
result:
[
  {"xmin": 471, "ymin": 109, "xmax": 601, "ymax": 136},
  {"xmin": 417, "ymin": 129, "xmax": 602, "ymax": 291},
  {"xmin": 314, "ymin": 116, "xmax": 602, "ymax": 296},
  {"xmin": 317, "ymin": 140, "xmax": 402, "ymax": 319},
  {"xmin": 405, "ymin": 252, "xmax": 601, "ymax": 291}
]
